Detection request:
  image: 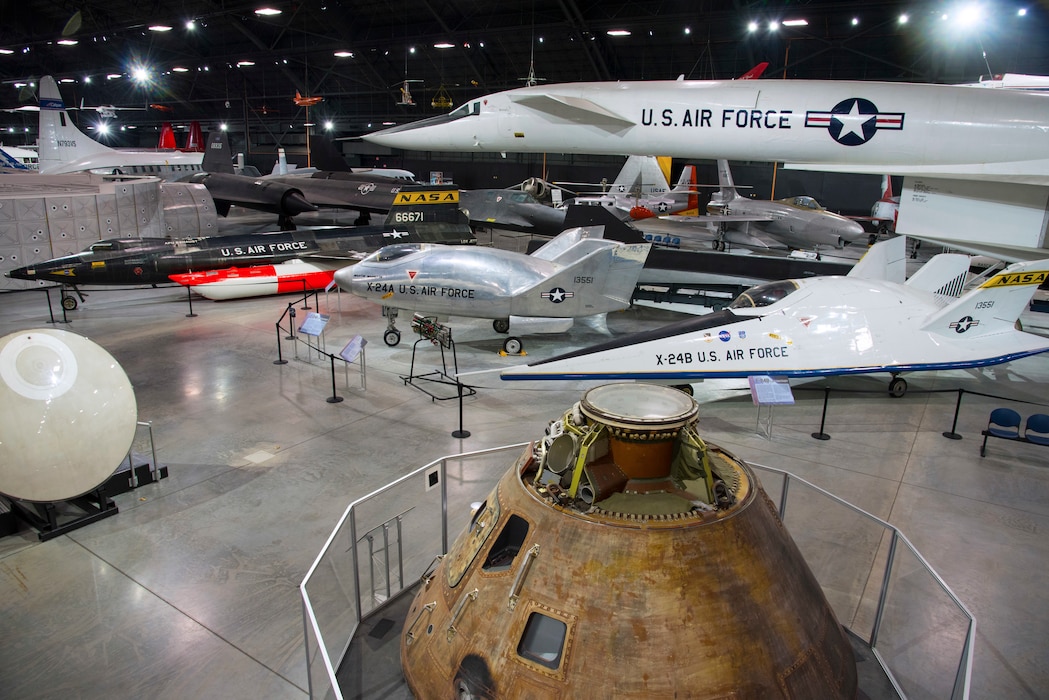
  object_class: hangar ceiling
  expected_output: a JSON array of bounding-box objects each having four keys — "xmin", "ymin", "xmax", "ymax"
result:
[{"xmin": 1, "ymin": 1, "xmax": 1046, "ymax": 146}]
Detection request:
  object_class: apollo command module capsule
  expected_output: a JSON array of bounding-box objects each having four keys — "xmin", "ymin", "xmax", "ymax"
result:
[{"xmin": 400, "ymin": 383, "xmax": 857, "ymax": 698}]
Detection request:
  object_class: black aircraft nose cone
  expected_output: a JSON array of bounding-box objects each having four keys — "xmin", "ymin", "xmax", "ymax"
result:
[{"xmin": 5, "ymin": 265, "xmax": 35, "ymax": 281}]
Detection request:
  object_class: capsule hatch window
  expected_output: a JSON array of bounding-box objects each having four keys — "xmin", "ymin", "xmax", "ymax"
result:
[
  {"xmin": 728, "ymin": 280, "xmax": 800, "ymax": 309},
  {"xmin": 517, "ymin": 612, "xmax": 567, "ymax": 670},
  {"xmin": 482, "ymin": 514, "xmax": 529, "ymax": 572}
]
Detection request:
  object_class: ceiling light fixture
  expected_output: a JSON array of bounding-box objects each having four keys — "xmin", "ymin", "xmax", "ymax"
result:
[
  {"xmin": 255, "ymin": 7, "xmax": 282, "ymax": 16},
  {"xmin": 606, "ymin": 29, "xmax": 631, "ymax": 37},
  {"xmin": 148, "ymin": 25, "xmax": 173, "ymax": 32},
  {"xmin": 57, "ymin": 39, "xmax": 78, "ymax": 46},
  {"xmin": 333, "ymin": 50, "xmax": 354, "ymax": 58},
  {"xmin": 782, "ymin": 19, "xmax": 808, "ymax": 27},
  {"xmin": 433, "ymin": 42, "xmax": 454, "ymax": 49},
  {"xmin": 0, "ymin": 48, "xmax": 13, "ymax": 55},
  {"xmin": 172, "ymin": 66, "xmax": 189, "ymax": 72}
]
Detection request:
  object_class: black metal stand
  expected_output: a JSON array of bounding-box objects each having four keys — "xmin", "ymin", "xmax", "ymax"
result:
[
  {"xmin": 942, "ymin": 388, "xmax": 965, "ymax": 440},
  {"xmin": 4, "ymin": 458, "xmax": 169, "ymax": 541},
  {"xmin": 326, "ymin": 353, "xmax": 344, "ymax": 403},
  {"xmin": 400, "ymin": 316, "xmax": 477, "ymax": 414},
  {"xmin": 185, "ymin": 285, "xmax": 197, "ymax": 317},
  {"xmin": 274, "ymin": 306, "xmax": 292, "ymax": 364},
  {"xmin": 811, "ymin": 387, "xmax": 832, "ymax": 441},
  {"xmin": 44, "ymin": 287, "xmax": 71, "ymax": 325},
  {"xmin": 452, "ymin": 379, "xmax": 471, "ymax": 439}
]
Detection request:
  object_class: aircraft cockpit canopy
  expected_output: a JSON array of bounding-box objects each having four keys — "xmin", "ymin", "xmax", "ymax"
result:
[
  {"xmin": 728, "ymin": 280, "xmax": 800, "ymax": 309},
  {"xmin": 364, "ymin": 243, "xmax": 426, "ymax": 263},
  {"xmin": 85, "ymin": 238, "xmax": 166, "ymax": 253},
  {"xmin": 780, "ymin": 195, "xmax": 825, "ymax": 211}
]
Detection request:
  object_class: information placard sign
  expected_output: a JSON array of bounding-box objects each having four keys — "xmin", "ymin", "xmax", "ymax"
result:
[
  {"xmin": 298, "ymin": 312, "xmax": 330, "ymax": 337},
  {"xmin": 748, "ymin": 375, "xmax": 795, "ymax": 405},
  {"xmin": 339, "ymin": 335, "xmax": 367, "ymax": 363}
]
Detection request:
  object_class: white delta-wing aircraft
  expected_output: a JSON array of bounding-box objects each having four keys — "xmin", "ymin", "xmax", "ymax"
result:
[
  {"xmin": 336, "ymin": 207, "xmax": 650, "ymax": 354},
  {"xmin": 500, "ymin": 236, "xmax": 1049, "ymax": 396},
  {"xmin": 36, "ymin": 76, "xmax": 203, "ymax": 178},
  {"xmin": 363, "ymin": 77, "xmax": 1049, "ymax": 186}
]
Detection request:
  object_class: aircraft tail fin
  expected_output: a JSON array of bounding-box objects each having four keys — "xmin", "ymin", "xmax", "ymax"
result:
[
  {"xmin": 311, "ymin": 136, "xmax": 352, "ymax": 172},
  {"xmin": 513, "ymin": 237, "xmax": 651, "ymax": 317},
  {"xmin": 904, "ymin": 253, "xmax": 970, "ymax": 297},
  {"xmin": 560, "ymin": 204, "xmax": 648, "ymax": 245},
  {"xmin": 157, "ymin": 122, "xmax": 177, "ymax": 150},
  {"xmin": 611, "ymin": 156, "xmax": 644, "ymax": 191},
  {"xmin": 737, "ymin": 62, "xmax": 769, "ymax": 80},
  {"xmin": 674, "ymin": 165, "xmax": 699, "ymax": 212},
  {"xmin": 0, "ymin": 148, "xmax": 31, "ymax": 171},
  {"xmin": 382, "ymin": 185, "xmax": 470, "ymax": 229},
  {"xmin": 920, "ymin": 260, "xmax": 1049, "ymax": 338},
  {"xmin": 37, "ymin": 75, "xmax": 116, "ymax": 174},
  {"xmin": 714, "ymin": 159, "xmax": 739, "ymax": 202},
  {"xmin": 184, "ymin": 121, "xmax": 205, "ymax": 152},
  {"xmin": 847, "ymin": 235, "xmax": 906, "ymax": 283},
  {"xmin": 881, "ymin": 174, "xmax": 894, "ymax": 201},
  {"xmin": 201, "ymin": 132, "xmax": 236, "ymax": 174}
]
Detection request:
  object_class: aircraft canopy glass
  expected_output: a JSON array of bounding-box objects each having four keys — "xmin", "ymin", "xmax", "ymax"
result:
[
  {"xmin": 781, "ymin": 195, "xmax": 824, "ymax": 211},
  {"xmin": 364, "ymin": 243, "xmax": 424, "ymax": 263},
  {"xmin": 728, "ymin": 280, "xmax": 800, "ymax": 309}
]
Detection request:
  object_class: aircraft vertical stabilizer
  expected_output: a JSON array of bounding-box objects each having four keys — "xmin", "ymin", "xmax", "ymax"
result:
[
  {"xmin": 511, "ymin": 237, "xmax": 650, "ymax": 316},
  {"xmin": 847, "ymin": 236, "xmax": 906, "ymax": 282},
  {"xmin": 920, "ymin": 260, "xmax": 1049, "ymax": 337},
  {"xmin": 381, "ymin": 186, "xmax": 470, "ymax": 229},
  {"xmin": 714, "ymin": 159, "xmax": 739, "ymax": 202},
  {"xmin": 201, "ymin": 132, "xmax": 235, "ymax": 174},
  {"xmin": 184, "ymin": 122, "xmax": 205, "ymax": 152},
  {"xmin": 37, "ymin": 76, "xmax": 116, "ymax": 173},
  {"xmin": 157, "ymin": 122, "xmax": 176, "ymax": 150},
  {"xmin": 904, "ymin": 254, "xmax": 970, "ymax": 297}
]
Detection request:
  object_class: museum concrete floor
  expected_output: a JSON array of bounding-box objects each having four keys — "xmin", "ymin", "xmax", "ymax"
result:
[{"xmin": 1, "ymin": 264, "xmax": 1048, "ymax": 699}]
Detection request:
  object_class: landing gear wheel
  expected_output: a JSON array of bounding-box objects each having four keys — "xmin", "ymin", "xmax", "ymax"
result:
[
  {"xmin": 61, "ymin": 296, "xmax": 78, "ymax": 311},
  {"xmin": 492, "ymin": 319, "xmax": 510, "ymax": 334},
  {"xmin": 868, "ymin": 233, "xmax": 878, "ymax": 246},
  {"xmin": 713, "ymin": 240, "xmax": 726, "ymax": 252},
  {"xmin": 672, "ymin": 384, "xmax": 694, "ymax": 396},
  {"xmin": 502, "ymin": 337, "xmax": 523, "ymax": 354},
  {"xmin": 888, "ymin": 376, "xmax": 907, "ymax": 398},
  {"xmin": 383, "ymin": 329, "xmax": 401, "ymax": 347}
]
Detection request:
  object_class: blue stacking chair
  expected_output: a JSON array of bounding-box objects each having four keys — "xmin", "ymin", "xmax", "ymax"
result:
[
  {"xmin": 1024, "ymin": 413, "xmax": 1049, "ymax": 447},
  {"xmin": 980, "ymin": 408, "xmax": 1022, "ymax": 457}
]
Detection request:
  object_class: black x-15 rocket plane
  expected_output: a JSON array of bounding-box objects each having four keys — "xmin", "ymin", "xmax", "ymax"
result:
[{"xmin": 6, "ymin": 185, "xmax": 472, "ymax": 308}]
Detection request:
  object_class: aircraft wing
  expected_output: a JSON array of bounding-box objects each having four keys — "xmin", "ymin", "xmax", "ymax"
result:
[
  {"xmin": 669, "ymin": 213, "xmax": 776, "ymax": 224},
  {"xmin": 509, "ymin": 93, "xmax": 635, "ymax": 128},
  {"xmin": 904, "ymin": 234, "xmax": 1049, "ymax": 263}
]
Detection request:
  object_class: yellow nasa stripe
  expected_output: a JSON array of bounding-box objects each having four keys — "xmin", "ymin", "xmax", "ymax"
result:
[
  {"xmin": 980, "ymin": 270, "xmax": 1048, "ymax": 288},
  {"xmin": 393, "ymin": 190, "xmax": 459, "ymax": 205}
]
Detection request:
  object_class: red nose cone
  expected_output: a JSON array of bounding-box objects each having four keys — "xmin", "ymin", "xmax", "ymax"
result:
[{"xmin": 629, "ymin": 205, "xmax": 655, "ymax": 220}]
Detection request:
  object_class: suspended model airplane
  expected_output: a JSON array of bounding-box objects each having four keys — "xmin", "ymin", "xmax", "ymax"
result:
[
  {"xmin": 336, "ymin": 206, "xmax": 650, "ymax": 353},
  {"xmin": 501, "ymin": 236, "xmax": 1049, "ymax": 396},
  {"xmin": 35, "ymin": 76, "xmax": 203, "ymax": 178},
  {"xmin": 6, "ymin": 185, "xmax": 472, "ymax": 308},
  {"xmin": 362, "ymin": 77, "xmax": 1049, "ymax": 186}
]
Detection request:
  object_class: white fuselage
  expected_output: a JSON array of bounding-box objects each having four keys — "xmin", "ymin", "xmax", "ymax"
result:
[
  {"xmin": 502, "ymin": 275, "xmax": 1049, "ymax": 381},
  {"xmin": 365, "ymin": 79, "xmax": 1049, "ymax": 185}
]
